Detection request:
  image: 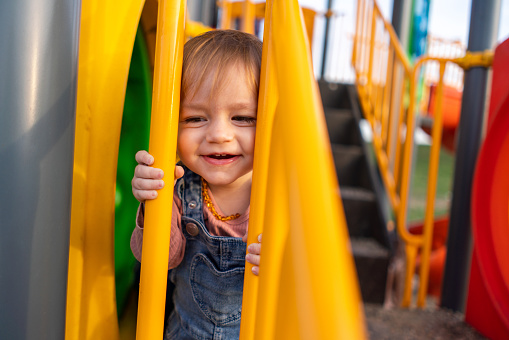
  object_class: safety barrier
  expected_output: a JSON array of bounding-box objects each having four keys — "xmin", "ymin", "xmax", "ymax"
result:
[
  {"xmin": 353, "ymin": 0, "xmax": 493, "ymax": 307},
  {"xmin": 424, "ymin": 36, "xmax": 466, "ymax": 91}
]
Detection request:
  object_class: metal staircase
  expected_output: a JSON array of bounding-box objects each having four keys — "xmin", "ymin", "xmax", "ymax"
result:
[{"xmin": 319, "ymin": 80, "xmax": 395, "ymax": 304}]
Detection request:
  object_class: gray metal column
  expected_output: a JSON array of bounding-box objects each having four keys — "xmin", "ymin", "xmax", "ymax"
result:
[
  {"xmin": 188, "ymin": 0, "xmax": 217, "ymax": 27},
  {"xmin": 441, "ymin": 0, "xmax": 501, "ymax": 312},
  {"xmin": 0, "ymin": 0, "xmax": 81, "ymax": 338},
  {"xmin": 391, "ymin": 0, "xmax": 413, "ymax": 50},
  {"xmin": 320, "ymin": 0, "xmax": 334, "ymax": 79}
]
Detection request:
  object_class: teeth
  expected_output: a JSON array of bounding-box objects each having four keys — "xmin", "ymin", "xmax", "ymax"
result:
[{"xmin": 209, "ymin": 154, "xmax": 234, "ymax": 159}]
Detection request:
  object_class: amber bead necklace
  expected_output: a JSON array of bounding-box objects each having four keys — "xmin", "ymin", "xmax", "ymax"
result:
[{"xmin": 201, "ymin": 178, "xmax": 241, "ymax": 221}]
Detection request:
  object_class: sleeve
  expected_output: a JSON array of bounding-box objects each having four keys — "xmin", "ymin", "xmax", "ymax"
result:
[{"xmin": 130, "ymin": 192, "xmax": 187, "ymax": 269}]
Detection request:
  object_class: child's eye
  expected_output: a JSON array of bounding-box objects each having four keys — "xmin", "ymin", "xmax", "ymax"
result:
[
  {"xmin": 232, "ymin": 116, "xmax": 257, "ymax": 125},
  {"xmin": 181, "ymin": 116, "xmax": 206, "ymax": 124}
]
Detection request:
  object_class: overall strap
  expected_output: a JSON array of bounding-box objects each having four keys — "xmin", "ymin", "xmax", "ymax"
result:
[{"xmin": 176, "ymin": 164, "xmax": 205, "ymax": 224}]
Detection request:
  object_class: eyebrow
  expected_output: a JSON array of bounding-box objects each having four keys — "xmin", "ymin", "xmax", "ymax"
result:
[{"xmin": 182, "ymin": 102, "xmax": 257, "ymax": 111}]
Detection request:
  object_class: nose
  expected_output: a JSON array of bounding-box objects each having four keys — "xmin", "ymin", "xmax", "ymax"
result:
[{"xmin": 206, "ymin": 118, "xmax": 234, "ymax": 144}]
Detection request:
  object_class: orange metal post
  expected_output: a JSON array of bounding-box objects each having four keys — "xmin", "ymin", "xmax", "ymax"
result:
[
  {"xmin": 136, "ymin": 0, "xmax": 185, "ymax": 338},
  {"xmin": 242, "ymin": 0, "xmax": 255, "ymax": 34},
  {"xmin": 239, "ymin": 1, "xmax": 278, "ymax": 338}
]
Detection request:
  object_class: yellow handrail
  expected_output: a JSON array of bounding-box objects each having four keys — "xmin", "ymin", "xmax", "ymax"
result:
[
  {"xmin": 353, "ymin": 0, "xmax": 494, "ymax": 307},
  {"xmin": 136, "ymin": 0, "xmax": 185, "ymax": 338},
  {"xmin": 241, "ymin": 0, "xmax": 367, "ymax": 338}
]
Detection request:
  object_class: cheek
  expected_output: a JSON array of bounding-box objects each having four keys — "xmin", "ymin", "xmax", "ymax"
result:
[
  {"xmin": 244, "ymin": 128, "xmax": 256, "ymax": 154},
  {"xmin": 176, "ymin": 131, "xmax": 190, "ymax": 158}
]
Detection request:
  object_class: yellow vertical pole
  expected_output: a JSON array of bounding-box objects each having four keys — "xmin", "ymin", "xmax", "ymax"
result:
[
  {"xmin": 367, "ymin": 5, "xmax": 377, "ymax": 98},
  {"xmin": 220, "ymin": 0, "xmax": 232, "ymax": 29},
  {"xmin": 136, "ymin": 0, "xmax": 185, "ymax": 338},
  {"xmin": 239, "ymin": 0, "xmax": 278, "ymax": 338},
  {"xmin": 242, "ymin": 0, "xmax": 255, "ymax": 34},
  {"xmin": 398, "ymin": 60, "xmax": 421, "ymax": 308},
  {"xmin": 382, "ymin": 45, "xmax": 394, "ymax": 147},
  {"xmin": 66, "ymin": 1, "xmax": 145, "ymax": 339},
  {"xmin": 301, "ymin": 8, "xmax": 317, "ymax": 49},
  {"xmin": 362, "ymin": 0, "xmax": 371, "ymax": 80},
  {"xmin": 352, "ymin": 0, "xmax": 362, "ymax": 68},
  {"xmin": 252, "ymin": 0, "xmax": 367, "ymax": 338},
  {"xmin": 417, "ymin": 61, "xmax": 446, "ymax": 307},
  {"xmin": 384, "ymin": 46, "xmax": 395, "ymax": 155},
  {"xmin": 392, "ymin": 72, "xmax": 407, "ymax": 187}
]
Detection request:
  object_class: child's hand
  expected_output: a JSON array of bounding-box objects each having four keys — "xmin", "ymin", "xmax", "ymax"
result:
[
  {"xmin": 243, "ymin": 233, "xmax": 262, "ymax": 276},
  {"xmin": 131, "ymin": 150, "xmax": 184, "ymax": 203}
]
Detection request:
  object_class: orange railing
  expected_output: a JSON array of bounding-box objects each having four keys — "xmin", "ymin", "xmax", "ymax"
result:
[{"xmin": 353, "ymin": 0, "xmax": 493, "ymax": 307}]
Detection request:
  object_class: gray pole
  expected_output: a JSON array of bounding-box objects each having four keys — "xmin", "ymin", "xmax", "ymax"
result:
[
  {"xmin": 0, "ymin": 0, "xmax": 81, "ymax": 338},
  {"xmin": 391, "ymin": 0, "xmax": 412, "ymax": 50},
  {"xmin": 320, "ymin": 0, "xmax": 333, "ymax": 80},
  {"xmin": 441, "ymin": 0, "xmax": 501, "ymax": 312}
]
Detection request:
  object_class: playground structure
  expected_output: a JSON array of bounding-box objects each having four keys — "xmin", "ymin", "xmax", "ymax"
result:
[{"xmin": 1, "ymin": 0, "xmax": 508, "ymax": 339}]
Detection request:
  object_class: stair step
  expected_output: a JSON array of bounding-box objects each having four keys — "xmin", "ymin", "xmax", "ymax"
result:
[
  {"xmin": 331, "ymin": 145, "xmax": 371, "ymax": 190},
  {"xmin": 324, "ymin": 109, "xmax": 363, "ymax": 146},
  {"xmin": 318, "ymin": 80, "xmax": 351, "ymax": 109},
  {"xmin": 351, "ymin": 237, "xmax": 390, "ymax": 258},
  {"xmin": 340, "ymin": 186, "xmax": 376, "ymax": 201},
  {"xmin": 351, "ymin": 238, "xmax": 390, "ymax": 304},
  {"xmin": 320, "ymin": 81, "xmax": 394, "ymax": 305},
  {"xmin": 340, "ymin": 187, "xmax": 378, "ymax": 238}
]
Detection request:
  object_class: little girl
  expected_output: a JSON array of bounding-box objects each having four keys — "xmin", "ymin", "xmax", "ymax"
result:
[{"xmin": 131, "ymin": 30, "xmax": 263, "ymax": 339}]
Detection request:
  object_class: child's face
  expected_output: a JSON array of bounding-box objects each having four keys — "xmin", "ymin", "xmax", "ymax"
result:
[{"xmin": 177, "ymin": 65, "xmax": 257, "ymax": 189}]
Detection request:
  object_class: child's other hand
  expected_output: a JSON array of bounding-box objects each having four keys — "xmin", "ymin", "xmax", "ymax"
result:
[
  {"xmin": 131, "ymin": 150, "xmax": 184, "ymax": 203},
  {"xmin": 243, "ymin": 233, "xmax": 262, "ymax": 276}
]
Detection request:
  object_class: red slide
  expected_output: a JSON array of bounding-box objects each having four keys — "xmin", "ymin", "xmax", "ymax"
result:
[{"xmin": 466, "ymin": 38, "xmax": 509, "ymax": 340}]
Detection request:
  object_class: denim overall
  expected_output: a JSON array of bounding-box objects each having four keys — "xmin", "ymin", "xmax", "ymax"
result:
[{"xmin": 164, "ymin": 167, "xmax": 246, "ymax": 340}]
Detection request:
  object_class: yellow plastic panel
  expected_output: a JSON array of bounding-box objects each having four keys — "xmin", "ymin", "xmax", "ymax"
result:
[
  {"xmin": 66, "ymin": 0, "xmax": 146, "ymax": 339},
  {"xmin": 243, "ymin": 0, "xmax": 367, "ymax": 338},
  {"xmin": 136, "ymin": 0, "xmax": 185, "ymax": 339},
  {"xmin": 239, "ymin": 1, "xmax": 278, "ymax": 338}
]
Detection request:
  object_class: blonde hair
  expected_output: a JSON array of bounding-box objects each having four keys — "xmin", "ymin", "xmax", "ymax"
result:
[{"xmin": 181, "ymin": 30, "xmax": 263, "ymax": 102}]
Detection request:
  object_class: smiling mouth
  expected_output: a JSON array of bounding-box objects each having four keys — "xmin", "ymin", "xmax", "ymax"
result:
[
  {"xmin": 202, "ymin": 154, "xmax": 240, "ymax": 165},
  {"xmin": 207, "ymin": 154, "xmax": 237, "ymax": 159}
]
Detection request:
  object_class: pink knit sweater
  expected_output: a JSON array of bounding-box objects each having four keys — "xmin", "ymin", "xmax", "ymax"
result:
[{"xmin": 130, "ymin": 189, "xmax": 249, "ymax": 269}]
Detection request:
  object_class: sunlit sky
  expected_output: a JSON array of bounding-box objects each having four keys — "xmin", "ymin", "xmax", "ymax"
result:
[{"xmin": 299, "ymin": 0, "xmax": 509, "ymax": 45}]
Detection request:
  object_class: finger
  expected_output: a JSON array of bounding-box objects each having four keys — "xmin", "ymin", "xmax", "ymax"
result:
[
  {"xmin": 245, "ymin": 253, "xmax": 260, "ymax": 266},
  {"xmin": 174, "ymin": 165, "xmax": 184, "ymax": 180},
  {"xmin": 247, "ymin": 242, "xmax": 261, "ymax": 256},
  {"xmin": 135, "ymin": 150, "xmax": 154, "ymax": 165},
  {"xmin": 132, "ymin": 177, "xmax": 165, "ymax": 191},
  {"xmin": 251, "ymin": 266, "xmax": 259, "ymax": 276},
  {"xmin": 133, "ymin": 188, "xmax": 158, "ymax": 202},
  {"xmin": 134, "ymin": 164, "xmax": 164, "ymax": 180},
  {"xmin": 258, "ymin": 233, "xmax": 262, "ymax": 242}
]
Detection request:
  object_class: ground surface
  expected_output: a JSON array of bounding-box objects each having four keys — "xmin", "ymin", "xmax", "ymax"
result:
[
  {"xmin": 120, "ymin": 292, "xmax": 487, "ymax": 339},
  {"xmin": 365, "ymin": 303, "xmax": 486, "ymax": 340}
]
